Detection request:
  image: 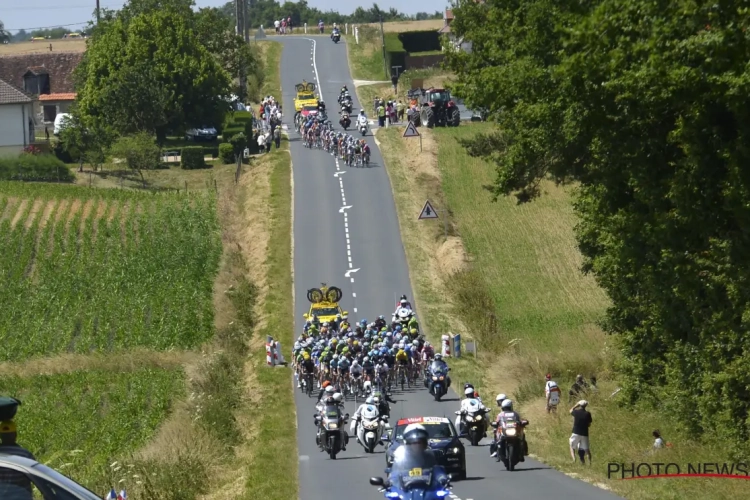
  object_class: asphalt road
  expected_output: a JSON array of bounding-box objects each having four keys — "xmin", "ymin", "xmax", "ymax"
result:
[{"xmin": 276, "ymin": 36, "xmax": 621, "ymax": 500}]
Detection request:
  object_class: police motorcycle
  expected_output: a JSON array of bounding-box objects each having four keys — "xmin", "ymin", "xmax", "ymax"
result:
[
  {"xmin": 314, "ymin": 400, "xmax": 350, "ymax": 459},
  {"xmin": 351, "ymin": 401, "xmax": 391, "ymax": 453},
  {"xmin": 371, "ymin": 425, "xmax": 453, "ymax": 500},
  {"xmin": 392, "ymin": 307, "xmax": 414, "ymax": 328},
  {"xmin": 331, "ymin": 27, "xmax": 341, "ymax": 43},
  {"xmin": 339, "ymin": 110, "xmax": 351, "ymax": 130},
  {"xmin": 490, "ymin": 416, "xmax": 530, "ymax": 471},
  {"xmin": 425, "ymin": 358, "xmax": 450, "ymax": 402},
  {"xmin": 455, "ymin": 396, "xmax": 490, "ymax": 446}
]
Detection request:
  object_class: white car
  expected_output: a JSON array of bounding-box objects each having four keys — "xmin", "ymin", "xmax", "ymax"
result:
[
  {"xmin": 0, "ymin": 453, "xmax": 101, "ymax": 499},
  {"xmin": 53, "ymin": 113, "xmax": 71, "ymax": 136},
  {"xmin": 185, "ymin": 126, "xmax": 217, "ymax": 141}
]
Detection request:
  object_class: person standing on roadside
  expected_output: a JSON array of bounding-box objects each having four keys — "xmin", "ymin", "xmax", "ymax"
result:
[
  {"xmin": 569, "ymin": 400, "xmax": 592, "ymax": 464},
  {"xmin": 273, "ymin": 126, "xmax": 281, "ymax": 149}
]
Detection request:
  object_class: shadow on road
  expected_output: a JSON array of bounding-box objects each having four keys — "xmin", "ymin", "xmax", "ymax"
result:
[{"xmin": 510, "ymin": 466, "xmax": 553, "ymax": 472}]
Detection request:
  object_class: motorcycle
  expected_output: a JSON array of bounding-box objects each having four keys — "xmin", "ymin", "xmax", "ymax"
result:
[
  {"xmin": 339, "ymin": 111, "xmax": 351, "ymax": 130},
  {"xmin": 429, "ymin": 366, "xmax": 449, "ymax": 401},
  {"xmin": 370, "ymin": 470, "xmax": 453, "ymax": 500},
  {"xmin": 332, "ymin": 32, "xmax": 341, "ymax": 43},
  {"xmin": 314, "ymin": 405, "xmax": 349, "ymax": 459},
  {"xmin": 341, "ymin": 99, "xmax": 353, "ymax": 114},
  {"xmin": 392, "ymin": 307, "xmax": 414, "ymax": 327},
  {"xmin": 456, "ymin": 404, "xmax": 489, "ymax": 446},
  {"xmin": 491, "ymin": 419, "xmax": 529, "ymax": 471},
  {"xmin": 358, "ymin": 122, "xmax": 368, "ymax": 136},
  {"xmin": 352, "ymin": 406, "xmax": 390, "ymax": 453}
]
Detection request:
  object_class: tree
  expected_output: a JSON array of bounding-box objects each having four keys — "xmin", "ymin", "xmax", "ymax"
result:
[
  {"xmin": 0, "ymin": 19, "xmax": 10, "ymax": 43},
  {"xmin": 75, "ymin": 7, "xmax": 231, "ymax": 141},
  {"xmin": 109, "ymin": 132, "xmax": 162, "ymax": 186},
  {"xmin": 447, "ymin": 0, "xmax": 750, "ymax": 456},
  {"xmin": 58, "ymin": 112, "xmax": 110, "ymax": 172}
]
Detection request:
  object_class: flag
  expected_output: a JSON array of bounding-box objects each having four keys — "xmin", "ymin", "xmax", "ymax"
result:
[
  {"xmin": 105, "ymin": 489, "xmax": 117, "ymax": 500},
  {"xmin": 118, "ymin": 490, "xmax": 127, "ymax": 500}
]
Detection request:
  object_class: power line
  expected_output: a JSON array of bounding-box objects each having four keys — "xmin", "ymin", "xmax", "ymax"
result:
[{"xmin": 4, "ymin": 22, "xmax": 91, "ymax": 32}]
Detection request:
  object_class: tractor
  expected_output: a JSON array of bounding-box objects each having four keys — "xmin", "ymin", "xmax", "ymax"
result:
[{"xmin": 407, "ymin": 87, "xmax": 461, "ymax": 128}]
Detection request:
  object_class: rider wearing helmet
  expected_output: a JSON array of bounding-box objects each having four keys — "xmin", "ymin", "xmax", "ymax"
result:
[
  {"xmin": 492, "ymin": 399, "xmax": 527, "ymax": 461},
  {"xmin": 317, "ymin": 381, "xmax": 335, "ymax": 403},
  {"xmin": 388, "ymin": 424, "xmax": 450, "ymax": 488}
]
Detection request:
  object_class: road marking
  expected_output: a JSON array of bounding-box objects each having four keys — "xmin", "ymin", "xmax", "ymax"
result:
[
  {"xmin": 304, "ymin": 38, "xmax": 322, "ymax": 95},
  {"xmin": 334, "ymin": 171, "xmax": 346, "ymax": 177},
  {"xmin": 339, "ymin": 205, "xmax": 352, "ymax": 213},
  {"xmin": 344, "ymin": 268, "xmax": 360, "ymax": 277},
  {"xmin": 352, "ymin": 293, "xmax": 356, "ymax": 297}
]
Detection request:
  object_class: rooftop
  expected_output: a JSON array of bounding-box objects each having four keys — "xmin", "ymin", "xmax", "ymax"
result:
[
  {"xmin": 0, "ymin": 52, "xmax": 84, "ymax": 94},
  {"xmin": 0, "ymin": 78, "xmax": 32, "ymax": 105},
  {"xmin": 38, "ymin": 93, "xmax": 76, "ymax": 101}
]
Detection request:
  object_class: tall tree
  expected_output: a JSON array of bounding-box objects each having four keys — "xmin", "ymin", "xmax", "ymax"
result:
[
  {"xmin": 0, "ymin": 19, "xmax": 10, "ymax": 43},
  {"xmin": 447, "ymin": 0, "xmax": 750, "ymax": 455}
]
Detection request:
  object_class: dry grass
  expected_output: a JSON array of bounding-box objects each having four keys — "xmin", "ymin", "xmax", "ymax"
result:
[
  {"xmin": 359, "ymin": 19, "xmax": 445, "ymax": 33},
  {"xmin": 0, "ymin": 39, "xmax": 87, "ymax": 55},
  {"xmin": 379, "ymin": 122, "xmax": 750, "ymax": 499}
]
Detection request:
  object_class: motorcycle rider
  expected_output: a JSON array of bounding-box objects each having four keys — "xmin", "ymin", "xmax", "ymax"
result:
[
  {"xmin": 426, "ymin": 353, "xmax": 451, "ymax": 389},
  {"xmin": 387, "ymin": 424, "xmax": 450, "ymax": 488},
  {"xmin": 494, "ymin": 399, "xmax": 527, "ymax": 462},
  {"xmin": 331, "ymin": 25, "xmax": 340, "ymax": 40},
  {"xmin": 464, "ymin": 383, "xmax": 481, "ymax": 401},
  {"xmin": 372, "ymin": 391, "xmax": 396, "ymax": 418},
  {"xmin": 357, "ymin": 110, "xmax": 369, "ymax": 132},
  {"xmin": 317, "ymin": 381, "xmax": 335, "ymax": 403},
  {"xmin": 490, "ymin": 393, "xmax": 507, "ymax": 456},
  {"xmin": 351, "ymin": 396, "xmax": 379, "ymax": 439},
  {"xmin": 395, "ymin": 295, "xmax": 412, "ymax": 310},
  {"xmin": 455, "ymin": 387, "xmax": 488, "ymax": 435}
]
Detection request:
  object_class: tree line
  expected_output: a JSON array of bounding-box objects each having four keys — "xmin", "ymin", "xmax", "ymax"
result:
[
  {"xmin": 58, "ymin": 0, "xmax": 261, "ymax": 174},
  {"xmin": 445, "ymin": 0, "xmax": 750, "ymax": 458},
  {"xmin": 220, "ymin": 0, "xmax": 440, "ymax": 29}
]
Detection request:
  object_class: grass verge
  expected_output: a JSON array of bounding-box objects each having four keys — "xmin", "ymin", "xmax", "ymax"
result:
[
  {"xmin": 344, "ymin": 26, "xmax": 389, "ymax": 81},
  {"xmin": 377, "ymin": 124, "xmax": 749, "ymax": 500}
]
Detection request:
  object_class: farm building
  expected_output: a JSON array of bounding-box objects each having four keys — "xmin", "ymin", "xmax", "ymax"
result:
[
  {"xmin": 0, "ymin": 78, "xmax": 35, "ymax": 157},
  {"xmin": 0, "ymin": 52, "xmax": 83, "ymax": 133}
]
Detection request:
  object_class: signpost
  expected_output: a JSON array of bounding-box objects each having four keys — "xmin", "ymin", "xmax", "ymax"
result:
[
  {"xmin": 403, "ymin": 121, "xmax": 422, "ymax": 151},
  {"xmin": 419, "ymin": 200, "xmax": 447, "ymax": 237},
  {"xmin": 451, "ymin": 333, "xmax": 462, "ymax": 358}
]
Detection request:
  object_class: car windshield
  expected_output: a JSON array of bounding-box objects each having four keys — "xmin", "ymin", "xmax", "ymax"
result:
[
  {"xmin": 430, "ymin": 91, "xmax": 449, "ymax": 101},
  {"xmin": 299, "ymin": 93, "xmax": 315, "ymax": 100},
  {"xmin": 394, "ymin": 422, "xmax": 455, "ymax": 441},
  {"xmin": 303, "ymin": 106, "xmax": 319, "ymax": 112},
  {"xmin": 312, "ymin": 307, "xmax": 339, "ymax": 317}
]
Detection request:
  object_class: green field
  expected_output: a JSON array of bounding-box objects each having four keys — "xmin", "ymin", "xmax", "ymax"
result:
[
  {"xmin": 0, "ymin": 367, "xmax": 184, "ymax": 490},
  {"xmin": 378, "ymin": 123, "xmax": 750, "ymax": 499},
  {"xmin": 0, "ymin": 182, "xmax": 221, "ymax": 361}
]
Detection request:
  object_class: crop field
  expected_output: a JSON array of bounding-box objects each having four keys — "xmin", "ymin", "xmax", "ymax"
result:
[
  {"xmin": 0, "ymin": 367, "xmax": 184, "ymax": 489},
  {"xmin": 0, "ymin": 182, "xmax": 221, "ymax": 362},
  {"xmin": 0, "ymin": 39, "xmax": 87, "ymax": 55}
]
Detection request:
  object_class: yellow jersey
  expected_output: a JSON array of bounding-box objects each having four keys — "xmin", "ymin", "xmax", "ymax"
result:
[{"xmin": 395, "ymin": 350, "xmax": 408, "ymax": 362}]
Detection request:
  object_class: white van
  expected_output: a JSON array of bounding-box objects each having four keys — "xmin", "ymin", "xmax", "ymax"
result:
[{"xmin": 53, "ymin": 113, "xmax": 71, "ymax": 135}]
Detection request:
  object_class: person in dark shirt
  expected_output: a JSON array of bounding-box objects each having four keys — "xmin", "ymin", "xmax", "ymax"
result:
[
  {"xmin": 569, "ymin": 400, "xmax": 592, "ymax": 464},
  {"xmin": 0, "ymin": 420, "xmax": 36, "ymax": 498},
  {"xmin": 568, "ymin": 374, "xmax": 590, "ymax": 402}
]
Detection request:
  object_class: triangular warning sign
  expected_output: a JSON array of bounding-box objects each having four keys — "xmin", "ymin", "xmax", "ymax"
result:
[
  {"xmin": 403, "ymin": 121, "xmax": 420, "ymax": 138},
  {"xmin": 418, "ymin": 200, "xmax": 438, "ymax": 219}
]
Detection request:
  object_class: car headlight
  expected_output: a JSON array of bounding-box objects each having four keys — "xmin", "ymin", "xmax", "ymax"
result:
[
  {"xmin": 505, "ymin": 428, "xmax": 516, "ymax": 436},
  {"xmin": 446, "ymin": 446, "xmax": 461, "ymax": 455},
  {"xmin": 328, "ymin": 423, "xmax": 338, "ymax": 429}
]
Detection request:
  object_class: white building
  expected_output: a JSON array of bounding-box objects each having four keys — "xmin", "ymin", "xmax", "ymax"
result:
[{"xmin": 0, "ymin": 78, "xmax": 35, "ymax": 157}]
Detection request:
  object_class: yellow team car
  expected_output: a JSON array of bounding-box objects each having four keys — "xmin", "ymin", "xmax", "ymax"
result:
[
  {"xmin": 294, "ymin": 81, "xmax": 319, "ymax": 112},
  {"xmin": 304, "ymin": 283, "xmax": 347, "ymax": 324}
]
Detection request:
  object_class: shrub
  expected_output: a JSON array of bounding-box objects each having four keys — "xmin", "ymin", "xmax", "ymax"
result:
[
  {"xmin": 0, "ymin": 153, "xmax": 74, "ymax": 182},
  {"xmin": 180, "ymin": 146, "xmax": 205, "ymax": 170},
  {"xmin": 218, "ymin": 143, "xmax": 234, "ymax": 164},
  {"xmin": 110, "ymin": 133, "xmax": 162, "ymax": 173},
  {"xmin": 229, "ymin": 133, "xmax": 246, "ymax": 157}
]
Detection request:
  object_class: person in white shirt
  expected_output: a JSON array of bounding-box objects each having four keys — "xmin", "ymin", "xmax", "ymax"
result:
[
  {"xmin": 274, "ymin": 19, "xmax": 280, "ymax": 33},
  {"xmin": 653, "ymin": 430, "xmax": 665, "ymax": 449},
  {"xmin": 545, "ymin": 374, "xmax": 562, "ymax": 412}
]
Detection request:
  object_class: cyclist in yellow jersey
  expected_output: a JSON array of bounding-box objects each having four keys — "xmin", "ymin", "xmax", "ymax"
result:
[{"xmin": 395, "ymin": 349, "xmax": 409, "ymax": 364}]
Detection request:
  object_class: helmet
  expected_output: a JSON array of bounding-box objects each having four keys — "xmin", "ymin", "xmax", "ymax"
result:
[
  {"xmin": 546, "ymin": 373, "xmax": 551, "ymax": 380},
  {"xmin": 366, "ymin": 396, "xmax": 375, "ymax": 405},
  {"xmin": 501, "ymin": 399, "xmax": 513, "ymax": 410},
  {"xmin": 464, "ymin": 387, "xmax": 474, "ymax": 397},
  {"xmin": 403, "ymin": 424, "xmax": 429, "ymax": 444},
  {"xmin": 410, "ymin": 328, "xmax": 418, "ymax": 335},
  {"xmin": 363, "ymin": 356, "xmax": 369, "ymax": 362},
  {"xmin": 333, "ymin": 393, "xmax": 343, "ymax": 403},
  {"xmin": 322, "ymin": 381, "xmax": 331, "ymax": 388},
  {"xmin": 412, "ymin": 340, "xmax": 419, "ymax": 346},
  {"xmin": 548, "ymin": 381, "xmax": 557, "ymax": 388},
  {"xmin": 303, "ymin": 352, "xmax": 310, "ymax": 360},
  {"xmin": 435, "ymin": 354, "xmax": 443, "ymax": 360},
  {"xmin": 496, "ymin": 393, "xmax": 506, "ymax": 404},
  {"xmin": 325, "ymin": 386, "xmax": 335, "ymax": 394},
  {"xmin": 400, "ymin": 299, "xmax": 407, "ymax": 304},
  {"xmin": 372, "ymin": 396, "xmax": 380, "ymax": 404}
]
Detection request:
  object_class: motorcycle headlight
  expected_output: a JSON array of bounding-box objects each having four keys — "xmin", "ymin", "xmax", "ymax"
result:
[
  {"xmin": 465, "ymin": 415, "xmax": 474, "ymax": 422},
  {"xmin": 328, "ymin": 423, "xmax": 338, "ymax": 429},
  {"xmin": 432, "ymin": 376, "xmax": 438, "ymax": 381},
  {"xmin": 365, "ymin": 421, "xmax": 379, "ymax": 430},
  {"xmin": 439, "ymin": 376, "xmax": 445, "ymax": 381},
  {"xmin": 505, "ymin": 428, "xmax": 516, "ymax": 437},
  {"xmin": 476, "ymin": 415, "xmax": 482, "ymax": 421}
]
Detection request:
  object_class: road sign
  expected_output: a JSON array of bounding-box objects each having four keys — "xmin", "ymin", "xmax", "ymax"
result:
[
  {"xmin": 255, "ymin": 28, "xmax": 267, "ymax": 39},
  {"xmin": 418, "ymin": 200, "xmax": 438, "ymax": 219},
  {"xmin": 403, "ymin": 121, "xmax": 420, "ymax": 138}
]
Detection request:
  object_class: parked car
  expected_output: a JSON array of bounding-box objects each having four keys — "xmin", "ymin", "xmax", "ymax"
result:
[
  {"xmin": 185, "ymin": 125, "xmax": 217, "ymax": 141},
  {"xmin": 0, "ymin": 453, "xmax": 101, "ymax": 499},
  {"xmin": 53, "ymin": 113, "xmax": 71, "ymax": 136}
]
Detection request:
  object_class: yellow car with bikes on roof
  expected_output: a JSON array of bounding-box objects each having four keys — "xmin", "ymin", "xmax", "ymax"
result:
[{"xmin": 303, "ymin": 283, "xmax": 347, "ymax": 324}]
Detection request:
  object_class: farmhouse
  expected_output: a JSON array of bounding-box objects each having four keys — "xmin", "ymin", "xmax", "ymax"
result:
[
  {"xmin": 0, "ymin": 78, "xmax": 35, "ymax": 157},
  {"xmin": 0, "ymin": 52, "xmax": 83, "ymax": 131},
  {"xmin": 438, "ymin": 4, "xmax": 482, "ymax": 53}
]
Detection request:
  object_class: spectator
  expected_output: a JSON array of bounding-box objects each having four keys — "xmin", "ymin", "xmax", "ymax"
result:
[
  {"xmin": 653, "ymin": 430, "xmax": 668, "ymax": 449},
  {"xmin": 264, "ymin": 132, "xmax": 272, "ymax": 153},
  {"xmin": 274, "ymin": 19, "xmax": 280, "ymax": 33},
  {"xmin": 377, "ymin": 102, "xmax": 386, "ymax": 127},
  {"xmin": 288, "ymin": 16, "xmax": 293, "ymax": 33},
  {"xmin": 257, "ymin": 132, "xmax": 266, "ymax": 153},
  {"xmin": 569, "ymin": 400, "xmax": 592, "ymax": 464},
  {"xmin": 545, "ymin": 374, "xmax": 562, "ymax": 413},
  {"xmin": 274, "ymin": 126, "xmax": 281, "ymax": 149},
  {"xmin": 569, "ymin": 374, "xmax": 589, "ymax": 402},
  {"xmin": 397, "ymin": 100, "xmax": 405, "ymax": 122}
]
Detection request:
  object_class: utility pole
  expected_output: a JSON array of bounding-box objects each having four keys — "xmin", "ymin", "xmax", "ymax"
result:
[
  {"xmin": 96, "ymin": 0, "xmax": 100, "ymax": 24},
  {"xmin": 235, "ymin": 0, "xmax": 247, "ymax": 100},
  {"xmin": 243, "ymin": 0, "xmax": 250, "ymax": 43},
  {"xmin": 379, "ymin": 15, "xmax": 387, "ymax": 79}
]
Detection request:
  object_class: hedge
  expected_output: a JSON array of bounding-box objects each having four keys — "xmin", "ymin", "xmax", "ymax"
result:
[
  {"xmin": 0, "ymin": 153, "xmax": 74, "ymax": 182},
  {"xmin": 218, "ymin": 143, "xmax": 234, "ymax": 164},
  {"xmin": 385, "ymin": 32, "xmax": 407, "ymax": 72},
  {"xmin": 398, "ymin": 30, "xmax": 442, "ymax": 53},
  {"xmin": 180, "ymin": 146, "xmax": 205, "ymax": 170}
]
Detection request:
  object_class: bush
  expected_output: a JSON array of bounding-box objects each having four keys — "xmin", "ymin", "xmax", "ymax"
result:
[
  {"xmin": 0, "ymin": 153, "xmax": 74, "ymax": 182},
  {"xmin": 385, "ymin": 33, "xmax": 407, "ymax": 72},
  {"xmin": 180, "ymin": 146, "xmax": 205, "ymax": 170},
  {"xmin": 218, "ymin": 143, "xmax": 234, "ymax": 164},
  {"xmin": 398, "ymin": 30, "xmax": 442, "ymax": 53},
  {"xmin": 53, "ymin": 141, "xmax": 74, "ymax": 163}
]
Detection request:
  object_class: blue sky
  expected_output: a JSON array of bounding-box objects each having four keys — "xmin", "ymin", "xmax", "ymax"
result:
[{"xmin": 2, "ymin": 1, "xmax": 447, "ymax": 33}]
